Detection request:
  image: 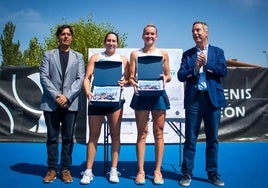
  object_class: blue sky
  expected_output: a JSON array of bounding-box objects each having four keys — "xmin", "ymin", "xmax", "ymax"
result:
[{"xmin": 0, "ymin": 0, "xmax": 268, "ymax": 67}]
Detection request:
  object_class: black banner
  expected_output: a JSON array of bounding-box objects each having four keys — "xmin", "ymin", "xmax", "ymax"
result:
[
  {"xmin": 221, "ymin": 68, "xmax": 268, "ymax": 141},
  {"xmin": 197, "ymin": 67, "xmax": 268, "ymax": 141},
  {"xmin": 0, "ymin": 66, "xmax": 267, "ymax": 142},
  {"xmin": 0, "ymin": 66, "xmax": 86, "ymax": 143}
]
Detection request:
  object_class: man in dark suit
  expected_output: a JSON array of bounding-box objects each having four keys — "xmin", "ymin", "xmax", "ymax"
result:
[
  {"xmin": 40, "ymin": 25, "xmax": 85, "ymax": 183},
  {"xmin": 177, "ymin": 21, "xmax": 227, "ymax": 187}
]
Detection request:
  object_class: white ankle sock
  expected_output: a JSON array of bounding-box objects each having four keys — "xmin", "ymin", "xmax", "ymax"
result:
[{"xmin": 111, "ymin": 167, "xmax": 117, "ymax": 172}]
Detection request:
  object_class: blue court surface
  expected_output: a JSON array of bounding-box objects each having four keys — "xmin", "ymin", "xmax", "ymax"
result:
[{"xmin": 1, "ymin": 142, "xmax": 267, "ymax": 188}]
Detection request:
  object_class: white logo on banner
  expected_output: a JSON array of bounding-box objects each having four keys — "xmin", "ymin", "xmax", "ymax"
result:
[{"xmin": 12, "ymin": 73, "xmax": 46, "ymax": 133}]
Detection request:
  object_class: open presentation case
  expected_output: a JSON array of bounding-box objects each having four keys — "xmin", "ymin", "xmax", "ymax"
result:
[
  {"xmin": 137, "ymin": 55, "xmax": 164, "ymax": 96},
  {"xmin": 91, "ymin": 61, "xmax": 122, "ymax": 106}
]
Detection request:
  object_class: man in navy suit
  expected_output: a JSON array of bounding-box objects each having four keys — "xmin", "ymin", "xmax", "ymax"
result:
[
  {"xmin": 177, "ymin": 21, "xmax": 227, "ymax": 187},
  {"xmin": 40, "ymin": 25, "xmax": 85, "ymax": 183}
]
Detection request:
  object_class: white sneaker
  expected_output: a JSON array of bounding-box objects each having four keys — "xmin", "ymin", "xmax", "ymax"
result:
[
  {"xmin": 80, "ymin": 169, "xmax": 94, "ymax": 185},
  {"xmin": 108, "ymin": 169, "xmax": 121, "ymax": 183}
]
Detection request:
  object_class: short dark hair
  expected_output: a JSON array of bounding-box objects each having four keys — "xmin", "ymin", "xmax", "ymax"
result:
[
  {"xmin": 104, "ymin": 31, "xmax": 119, "ymax": 44},
  {"xmin": 55, "ymin": 24, "xmax": 74, "ymax": 37}
]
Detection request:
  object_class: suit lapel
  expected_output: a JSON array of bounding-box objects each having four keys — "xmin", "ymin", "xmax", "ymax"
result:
[
  {"xmin": 191, "ymin": 47, "xmax": 198, "ymax": 66},
  {"xmin": 64, "ymin": 50, "xmax": 73, "ymax": 76},
  {"xmin": 207, "ymin": 45, "xmax": 213, "ymax": 65},
  {"xmin": 52, "ymin": 49, "xmax": 63, "ymax": 77}
]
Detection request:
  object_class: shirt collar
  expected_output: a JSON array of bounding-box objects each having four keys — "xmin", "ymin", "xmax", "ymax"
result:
[{"xmin": 196, "ymin": 44, "xmax": 209, "ymax": 52}]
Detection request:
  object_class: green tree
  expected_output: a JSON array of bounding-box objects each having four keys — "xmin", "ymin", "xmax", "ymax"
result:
[
  {"xmin": 22, "ymin": 37, "xmax": 45, "ymax": 66},
  {"xmin": 45, "ymin": 18, "xmax": 127, "ymax": 64},
  {"xmin": 0, "ymin": 21, "xmax": 22, "ymax": 66}
]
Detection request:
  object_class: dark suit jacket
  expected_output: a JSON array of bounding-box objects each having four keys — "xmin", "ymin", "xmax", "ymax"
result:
[
  {"xmin": 177, "ymin": 45, "xmax": 227, "ymax": 109},
  {"xmin": 39, "ymin": 49, "xmax": 85, "ymax": 111}
]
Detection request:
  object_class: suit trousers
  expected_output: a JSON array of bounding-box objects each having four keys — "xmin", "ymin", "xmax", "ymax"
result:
[
  {"xmin": 182, "ymin": 92, "xmax": 221, "ymax": 177},
  {"xmin": 44, "ymin": 107, "xmax": 78, "ymax": 171}
]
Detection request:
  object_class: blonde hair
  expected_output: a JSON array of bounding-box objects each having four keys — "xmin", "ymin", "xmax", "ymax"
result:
[{"xmin": 143, "ymin": 24, "xmax": 158, "ymax": 35}]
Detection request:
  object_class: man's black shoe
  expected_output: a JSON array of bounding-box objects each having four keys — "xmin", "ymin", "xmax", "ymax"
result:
[
  {"xmin": 179, "ymin": 174, "xmax": 191, "ymax": 186},
  {"xmin": 208, "ymin": 174, "xmax": 224, "ymax": 186}
]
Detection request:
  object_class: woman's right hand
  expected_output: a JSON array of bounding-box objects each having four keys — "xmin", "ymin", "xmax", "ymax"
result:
[{"xmin": 86, "ymin": 91, "xmax": 94, "ymax": 103}]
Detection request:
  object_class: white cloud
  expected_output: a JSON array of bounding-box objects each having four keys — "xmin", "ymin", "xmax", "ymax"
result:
[
  {"xmin": 0, "ymin": 8, "xmax": 49, "ymax": 35},
  {"xmin": 0, "ymin": 8, "xmax": 51, "ymax": 51},
  {"xmin": 0, "ymin": 8, "xmax": 41, "ymax": 23}
]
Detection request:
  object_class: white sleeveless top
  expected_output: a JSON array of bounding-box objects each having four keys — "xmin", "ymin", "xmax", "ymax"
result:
[
  {"xmin": 98, "ymin": 52, "xmax": 124, "ymax": 75},
  {"xmin": 136, "ymin": 48, "xmax": 163, "ymax": 78},
  {"xmin": 137, "ymin": 48, "xmax": 162, "ymax": 57}
]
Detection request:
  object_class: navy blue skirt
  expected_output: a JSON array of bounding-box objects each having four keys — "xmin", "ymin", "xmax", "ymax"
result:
[
  {"xmin": 130, "ymin": 90, "xmax": 170, "ymax": 110},
  {"xmin": 88, "ymin": 100, "xmax": 125, "ymax": 115}
]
